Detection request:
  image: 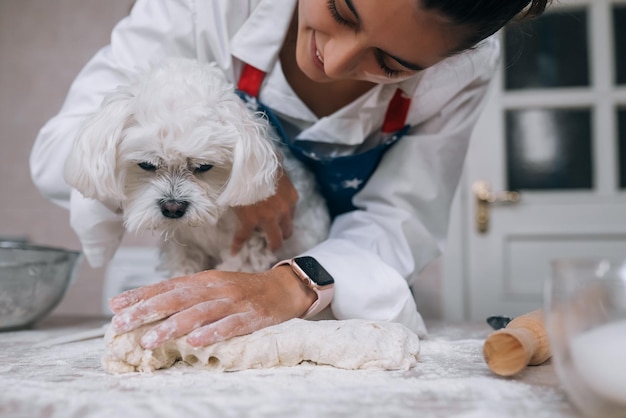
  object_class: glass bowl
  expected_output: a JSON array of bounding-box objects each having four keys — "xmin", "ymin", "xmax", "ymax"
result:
[
  {"xmin": 0, "ymin": 243, "xmax": 81, "ymax": 331},
  {"xmin": 546, "ymin": 258, "xmax": 626, "ymax": 418}
]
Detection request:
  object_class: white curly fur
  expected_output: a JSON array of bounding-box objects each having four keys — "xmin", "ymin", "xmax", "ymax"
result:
[{"xmin": 64, "ymin": 58, "xmax": 329, "ymax": 275}]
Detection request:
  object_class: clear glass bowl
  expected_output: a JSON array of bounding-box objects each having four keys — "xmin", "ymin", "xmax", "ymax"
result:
[
  {"xmin": 546, "ymin": 258, "xmax": 626, "ymax": 418},
  {"xmin": 0, "ymin": 243, "xmax": 81, "ymax": 331}
]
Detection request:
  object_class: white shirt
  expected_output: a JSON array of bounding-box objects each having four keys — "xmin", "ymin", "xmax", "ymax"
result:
[{"xmin": 30, "ymin": 0, "xmax": 500, "ymax": 336}]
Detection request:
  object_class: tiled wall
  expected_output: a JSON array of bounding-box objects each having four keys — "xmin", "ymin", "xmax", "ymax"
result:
[{"xmin": 0, "ymin": 0, "xmax": 153, "ymax": 316}]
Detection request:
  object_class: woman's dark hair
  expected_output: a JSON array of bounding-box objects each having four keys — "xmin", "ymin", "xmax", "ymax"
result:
[{"xmin": 423, "ymin": 0, "xmax": 552, "ymax": 50}]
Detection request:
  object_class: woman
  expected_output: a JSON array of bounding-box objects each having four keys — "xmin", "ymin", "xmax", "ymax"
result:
[{"xmin": 30, "ymin": 0, "xmax": 550, "ymax": 348}]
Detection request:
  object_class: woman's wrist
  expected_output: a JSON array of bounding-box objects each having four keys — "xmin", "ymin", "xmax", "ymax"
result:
[
  {"xmin": 269, "ymin": 265, "xmax": 318, "ymax": 318},
  {"xmin": 270, "ymin": 257, "xmax": 335, "ymax": 319}
]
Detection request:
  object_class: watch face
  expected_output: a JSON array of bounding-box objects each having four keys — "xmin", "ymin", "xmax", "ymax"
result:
[{"xmin": 293, "ymin": 256, "xmax": 335, "ymax": 286}]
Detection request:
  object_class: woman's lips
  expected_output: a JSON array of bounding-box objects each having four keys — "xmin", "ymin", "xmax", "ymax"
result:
[{"xmin": 311, "ymin": 32, "xmax": 325, "ymax": 72}]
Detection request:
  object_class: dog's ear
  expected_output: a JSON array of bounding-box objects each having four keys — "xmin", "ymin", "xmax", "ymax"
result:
[
  {"xmin": 64, "ymin": 88, "xmax": 134, "ymax": 202},
  {"xmin": 217, "ymin": 107, "xmax": 280, "ymax": 207}
]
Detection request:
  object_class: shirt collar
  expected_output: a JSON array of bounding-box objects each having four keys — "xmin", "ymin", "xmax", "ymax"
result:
[
  {"xmin": 397, "ymin": 70, "xmax": 426, "ymax": 98},
  {"xmin": 230, "ymin": 0, "xmax": 297, "ymax": 72}
]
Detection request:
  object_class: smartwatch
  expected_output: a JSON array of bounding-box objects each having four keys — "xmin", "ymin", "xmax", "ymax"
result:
[{"xmin": 273, "ymin": 256, "xmax": 335, "ymax": 319}]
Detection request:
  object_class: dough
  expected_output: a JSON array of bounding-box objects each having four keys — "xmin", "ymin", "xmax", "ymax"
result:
[{"xmin": 102, "ymin": 318, "xmax": 420, "ymax": 373}]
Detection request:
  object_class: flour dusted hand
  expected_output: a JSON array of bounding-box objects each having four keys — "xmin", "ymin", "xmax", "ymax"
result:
[
  {"xmin": 102, "ymin": 318, "xmax": 420, "ymax": 373},
  {"xmin": 108, "ymin": 268, "xmax": 317, "ymax": 349}
]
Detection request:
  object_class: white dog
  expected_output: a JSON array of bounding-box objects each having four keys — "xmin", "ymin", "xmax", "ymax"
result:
[{"xmin": 64, "ymin": 58, "xmax": 329, "ymax": 275}]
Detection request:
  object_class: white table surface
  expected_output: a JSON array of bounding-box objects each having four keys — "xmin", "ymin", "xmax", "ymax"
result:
[{"xmin": 0, "ymin": 316, "xmax": 581, "ymax": 418}]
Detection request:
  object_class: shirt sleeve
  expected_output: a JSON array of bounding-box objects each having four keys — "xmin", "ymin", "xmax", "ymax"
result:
[{"xmin": 304, "ymin": 38, "xmax": 500, "ymax": 335}]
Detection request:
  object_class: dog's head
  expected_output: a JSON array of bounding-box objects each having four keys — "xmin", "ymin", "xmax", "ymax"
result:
[{"xmin": 64, "ymin": 58, "xmax": 280, "ymax": 233}]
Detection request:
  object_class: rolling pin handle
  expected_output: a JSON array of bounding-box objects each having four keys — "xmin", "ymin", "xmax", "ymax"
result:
[{"xmin": 482, "ymin": 309, "xmax": 551, "ymax": 377}]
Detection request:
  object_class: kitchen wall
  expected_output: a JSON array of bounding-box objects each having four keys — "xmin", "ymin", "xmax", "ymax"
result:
[
  {"xmin": 0, "ymin": 0, "xmax": 153, "ymax": 316},
  {"xmin": 0, "ymin": 0, "xmax": 443, "ymax": 319}
]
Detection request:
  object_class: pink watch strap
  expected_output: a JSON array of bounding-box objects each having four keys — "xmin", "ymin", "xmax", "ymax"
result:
[
  {"xmin": 300, "ymin": 280, "xmax": 334, "ymax": 319},
  {"xmin": 273, "ymin": 258, "xmax": 334, "ymax": 319}
]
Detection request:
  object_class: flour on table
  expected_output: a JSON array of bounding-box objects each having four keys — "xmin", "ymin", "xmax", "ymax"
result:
[{"xmin": 102, "ymin": 318, "xmax": 420, "ymax": 373}]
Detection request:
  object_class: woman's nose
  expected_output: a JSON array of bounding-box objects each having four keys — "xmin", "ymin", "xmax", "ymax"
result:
[{"xmin": 323, "ymin": 35, "xmax": 366, "ymax": 78}]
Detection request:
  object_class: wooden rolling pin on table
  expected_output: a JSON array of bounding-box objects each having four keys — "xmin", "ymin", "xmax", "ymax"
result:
[{"xmin": 482, "ymin": 310, "xmax": 552, "ymax": 376}]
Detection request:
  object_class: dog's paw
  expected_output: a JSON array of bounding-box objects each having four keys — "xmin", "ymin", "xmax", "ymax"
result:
[
  {"xmin": 215, "ymin": 254, "xmax": 247, "ymax": 273},
  {"xmin": 216, "ymin": 237, "xmax": 277, "ymax": 273}
]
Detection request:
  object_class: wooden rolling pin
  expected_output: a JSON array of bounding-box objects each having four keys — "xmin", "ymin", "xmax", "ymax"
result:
[{"xmin": 482, "ymin": 309, "xmax": 551, "ymax": 376}]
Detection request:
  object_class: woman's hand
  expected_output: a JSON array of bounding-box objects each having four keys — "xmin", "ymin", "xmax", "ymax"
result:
[
  {"xmin": 108, "ymin": 266, "xmax": 316, "ymax": 349},
  {"xmin": 231, "ymin": 167, "xmax": 299, "ymax": 255}
]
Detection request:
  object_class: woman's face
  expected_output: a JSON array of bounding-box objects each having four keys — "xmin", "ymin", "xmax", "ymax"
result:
[{"xmin": 296, "ymin": 0, "xmax": 468, "ymax": 84}]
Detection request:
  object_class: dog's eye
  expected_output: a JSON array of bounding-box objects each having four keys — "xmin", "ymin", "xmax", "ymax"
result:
[
  {"xmin": 195, "ymin": 164, "xmax": 213, "ymax": 173},
  {"xmin": 138, "ymin": 162, "xmax": 157, "ymax": 171}
]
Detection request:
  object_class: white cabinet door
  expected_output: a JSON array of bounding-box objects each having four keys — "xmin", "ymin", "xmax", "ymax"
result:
[{"xmin": 444, "ymin": 0, "xmax": 626, "ymax": 320}]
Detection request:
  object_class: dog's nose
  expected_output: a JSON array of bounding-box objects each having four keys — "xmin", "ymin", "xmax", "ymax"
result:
[{"xmin": 160, "ymin": 200, "xmax": 189, "ymax": 219}]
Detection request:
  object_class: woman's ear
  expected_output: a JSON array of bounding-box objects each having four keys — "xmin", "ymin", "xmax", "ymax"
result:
[
  {"xmin": 64, "ymin": 89, "xmax": 134, "ymax": 202},
  {"xmin": 217, "ymin": 106, "xmax": 281, "ymax": 207}
]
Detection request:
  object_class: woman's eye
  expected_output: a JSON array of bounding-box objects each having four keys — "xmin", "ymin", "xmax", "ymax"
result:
[
  {"xmin": 327, "ymin": 0, "xmax": 353, "ymax": 27},
  {"xmin": 375, "ymin": 50, "xmax": 406, "ymax": 78},
  {"xmin": 195, "ymin": 164, "xmax": 213, "ymax": 173},
  {"xmin": 138, "ymin": 162, "xmax": 157, "ymax": 171}
]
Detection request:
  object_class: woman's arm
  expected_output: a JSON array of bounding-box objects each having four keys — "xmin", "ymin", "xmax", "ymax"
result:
[{"xmin": 304, "ymin": 38, "xmax": 501, "ymax": 336}]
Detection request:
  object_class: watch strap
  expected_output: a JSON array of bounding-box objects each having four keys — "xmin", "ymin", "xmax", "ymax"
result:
[{"xmin": 273, "ymin": 258, "xmax": 334, "ymax": 319}]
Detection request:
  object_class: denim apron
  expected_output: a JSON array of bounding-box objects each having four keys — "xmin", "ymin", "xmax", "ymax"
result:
[{"xmin": 237, "ymin": 64, "xmax": 412, "ymax": 218}]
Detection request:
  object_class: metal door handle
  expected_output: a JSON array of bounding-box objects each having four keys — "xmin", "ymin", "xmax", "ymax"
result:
[{"xmin": 473, "ymin": 180, "xmax": 520, "ymax": 234}]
